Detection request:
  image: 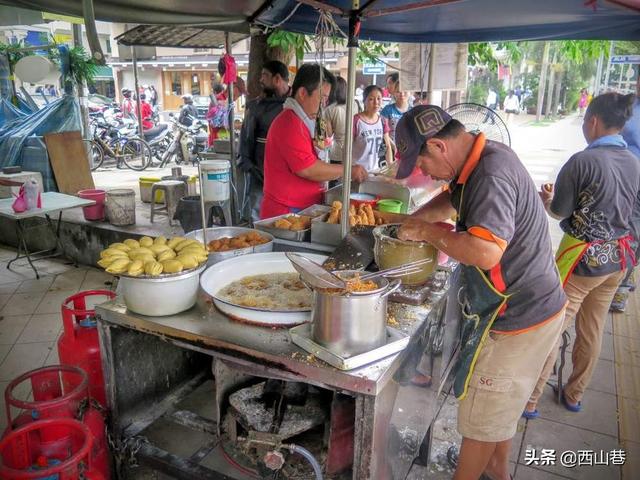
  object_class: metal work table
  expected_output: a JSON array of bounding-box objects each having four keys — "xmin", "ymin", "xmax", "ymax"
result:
[
  {"xmin": 0, "ymin": 192, "xmax": 95, "ymax": 278},
  {"xmin": 96, "ymin": 268, "xmax": 461, "ymax": 479}
]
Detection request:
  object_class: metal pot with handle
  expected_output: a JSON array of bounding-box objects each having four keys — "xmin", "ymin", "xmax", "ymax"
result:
[{"xmin": 311, "ymin": 271, "xmax": 401, "ymax": 357}]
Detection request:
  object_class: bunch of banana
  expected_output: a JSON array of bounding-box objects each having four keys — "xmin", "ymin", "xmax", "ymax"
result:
[{"xmin": 98, "ymin": 235, "xmax": 208, "ymax": 277}]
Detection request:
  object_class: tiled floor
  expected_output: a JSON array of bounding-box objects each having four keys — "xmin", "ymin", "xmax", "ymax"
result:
[
  {"xmin": 0, "ymin": 247, "xmax": 115, "ymax": 433},
  {"xmin": 0, "ymin": 243, "xmax": 637, "ymax": 479}
]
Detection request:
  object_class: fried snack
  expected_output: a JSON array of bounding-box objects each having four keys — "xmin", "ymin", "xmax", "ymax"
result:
[
  {"xmin": 175, "ymin": 239, "xmax": 199, "ymax": 252},
  {"xmin": 345, "ymin": 276, "xmax": 378, "ymax": 293},
  {"xmin": 274, "ymin": 218, "xmax": 293, "ymax": 230},
  {"xmin": 100, "ymin": 248, "xmax": 128, "ymax": 259},
  {"xmin": 97, "ymin": 257, "xmax": 116, "ymax": 269},
  {"xmin": 332, "ymin": 200, "xmax": 342, "ymax": 210},
  {"xmin": 105, "ymin": 258, "xmax": 130, "ymax": 274},
  {"xmin": 161, "ymin": 259, "xmax": 184, "ymax": 273},
  {"xmin": 349, "ymin": 214, "xmax": 357, "ymax": 226},
  {"xmin": 127, "ymin": 260, "xmax": 144, "ymax": 277},
  {"xmin": 349, "ymin": 204, "xmax": 356, "ymax": 215},
  {"xmin": 153, "ymin": 235, "xmax": 167, "ymax": 246},
  {"xmin": 176, "ymin": 254, "xmax": 199, "ymax": 269},
  {"xmin": 327, "ymin": 207, "xmax": 340, "ymax": 224},
  {"xmin": 128, "ymin": 247, "xmax": 155, "ymax": 258},
  {"xmin": 149, "ymin": 244, "xmax": 171, "ymax": 255},
  {"xmin": 167, "ymin": 236, "xmax": 186, "ymax": 249},
  {"xmin": 108, "ymin": 242, "xmax": 131, "ymax": 252},
  {"xmin": 363, "ymin": 204, "xmax": 375, "ymax": 225},
  {"xmin": 157, "ymin": 249, "xmax": 177, "ymax": 262},
  {"xmin": 144, "ymin": 260, "xmax": 163, "ymax": 276},
  {"xmin": 128, "ymin": 253, "xmax": 155, "ymax": 264},
  {"xmin": 139, "ymin": 236, "xmax": 154, "ymax": 248},
  {"xmin": 207, "ymin": 233, "xmax": 269, "ymax": 252},
  {"xmin": 123, "ymin": 239, "xmax": 140, "ymax": 249}
]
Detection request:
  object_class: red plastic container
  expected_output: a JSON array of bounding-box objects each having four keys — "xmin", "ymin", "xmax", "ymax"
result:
[
  {"xmin": 59, "ymin": 290, "xmax": 115, "ymax": 408},
  {"xmin": 349, "ymin": 193, "xmax": 379, "ymax": 209},
  {"xmin": 78, "ymin": 189, "xmax": 106, "ymax": 221},
  {"xmin": 0, "ymin": 418, "xmax": 105, "ymax": 479},
  {"xmin": 3, "ymin": 365, "xmax": 111, "ymax": 480}
]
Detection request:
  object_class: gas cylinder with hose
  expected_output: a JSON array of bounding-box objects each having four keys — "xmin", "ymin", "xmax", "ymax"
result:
[
  {"xmin": 3, "ymin": 365, "xmax": 111, "ymax": 480},
  {"xmin": 0, "ymin": 418, "xmax": 104, "ymax": 479},
  {"xmin": 59, "ymin": 290, "xmax": 115, "ymax": 408}
]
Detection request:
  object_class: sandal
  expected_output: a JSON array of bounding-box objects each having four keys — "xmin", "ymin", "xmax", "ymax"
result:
[
  {"xmin": 561, "ymin": 392, "xmax": 582, "ymax": 412},
  {"xmin": 521, "ymin": 409, "xmax": 539, "ymax": 420}
]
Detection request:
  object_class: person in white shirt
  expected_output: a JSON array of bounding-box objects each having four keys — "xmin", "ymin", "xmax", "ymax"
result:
[
  {"xmin": 486, "ymin": 88, "xmax": 498, "ymax": 109},
  {"xmin": 504, "ymin": 90, "xmax": 520, "ymax": 123}
]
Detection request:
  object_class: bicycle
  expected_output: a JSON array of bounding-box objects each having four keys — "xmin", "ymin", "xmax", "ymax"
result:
[{"xmin": 84, "ymin": 121, "xmax": 152, "ymax": 171}]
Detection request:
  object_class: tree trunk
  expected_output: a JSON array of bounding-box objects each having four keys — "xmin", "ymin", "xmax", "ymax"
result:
[
  {"xmin": 552, "ymin": 70, "xmax": 563, "ymax": 116},
  {"xmin": 545, "ymin": 49, "xmax": 557, "ymax": 118},
  {"xmin": 536, "ymin": 41, "xmax": 551, "ymax": 122},
  {"xmin": 246, "ymin": 32, "xmax": 294, "ymax": 101}
]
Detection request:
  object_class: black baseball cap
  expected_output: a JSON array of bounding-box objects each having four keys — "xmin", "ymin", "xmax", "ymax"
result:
[{"xmin": 395, "ymin": 105, "xmax": 452, "ymax": 179}]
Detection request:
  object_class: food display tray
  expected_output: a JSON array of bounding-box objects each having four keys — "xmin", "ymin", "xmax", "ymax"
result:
[
  {"xmin": 289, "ymin": 324, "xmax": 409, "ymax": 370},
  {"xmin": 254, "ymin": 205, "xmax": 330, "ymax": 242},
  {"xmin": 310, "ymin": 212, "xmax": 342, "ymax": 246}
]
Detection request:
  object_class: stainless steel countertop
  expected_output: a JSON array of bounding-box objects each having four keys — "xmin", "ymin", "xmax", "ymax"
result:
[{"xmin": 96, "ymin": 275, "xmax": 449, "ymax": 397}]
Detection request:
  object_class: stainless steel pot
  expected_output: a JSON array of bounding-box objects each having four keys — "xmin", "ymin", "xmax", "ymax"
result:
[
  {"xmin": 311, "ymin": 272, "xmax": 401, "ymax": 357},
  {"xmin": 118, "ymin": 264, "xmax": 206, "ymax": 316}
]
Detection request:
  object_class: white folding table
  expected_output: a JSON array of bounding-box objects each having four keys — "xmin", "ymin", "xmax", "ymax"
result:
[{"xmin": 0, "ymin": 192, "xmax": 96, "ymax": 278}]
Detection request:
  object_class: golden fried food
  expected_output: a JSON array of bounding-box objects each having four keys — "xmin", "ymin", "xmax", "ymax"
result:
[
  {"xmin": 161, "ymin": 259, "xmax": 184, "ymax": 274},
  {"xmin": 176, "ymin": 254, "xmax": 199, "ymax": 269},
  {"xmin": 153, "ymin": 235, "xmax": 167, "ymax": 246},
  {"xmin": 157, "ymin": 249, "xmax": 177, "ymax": 262},
  {"xmin": 139, "ymin": 236, "xmax": 154, "ymax": 248},
  {"xmin": 127, "ymin": 260, "xmax": 144, "ymax": 277},
  {"xmin": 105, "ymin": 258, "xmax": 130, "ymax": 274},
  {"xmin": 345, "ymin": 274, "xmax": 378, "ymax": 293},
  {"xmin": 166, "ymin": 236, "xmax": 186, "ymax": 249},
  {"xmin": 332, "ymin": 200, "xmax": 342, "ymax": 210},
  {"xmin": 207, "ymin": 232, "xmax": 269, "ymax": 252},
  {"xmin": 108, "ymin": 242, "xmax": 131, "ymax": 252},
  {"xmin": 100, "ymin": 248, "xmax": 128, "ymax": 259},
  {"xmin": 326, "ymin": 203, "xmax": 378, "ymax": 226},
  {"xmin": 123, "ymin": 239, "xmax": 140, "ymax": 249},
  {"xmin": 273, "ymin": 215, "xmax": 311, "ymax": 231},
  {"xmin": 274, "ymin": 218, "xmax": 293, "ymax": 230}
]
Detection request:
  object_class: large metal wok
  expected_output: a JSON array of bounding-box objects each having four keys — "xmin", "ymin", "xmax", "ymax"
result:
[{"xmin": 200, "ymin": 252, "xmax": 327, "ymax": 326}]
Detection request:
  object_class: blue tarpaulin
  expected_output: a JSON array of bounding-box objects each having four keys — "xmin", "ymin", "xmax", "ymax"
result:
[
  {"xmin": 2, "ymin": 0, "xmax": 640, "ymax": 43},
  {"xmin": 0, "ymin": 95, "xmax": 81, "ymax": 191}
]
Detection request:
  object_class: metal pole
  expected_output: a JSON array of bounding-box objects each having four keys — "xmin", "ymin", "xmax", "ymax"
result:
[
  {"xmin": 340, "ymin": 6, "xmax": 360, "ymax": 237},
  {"xmin": 225, "ymin": 31, "xmax": 239, "ymax": 225},
  {"xmin": 594, "ymin": 51, "xmax": 604, "ymax": 96},
  {"xmin": 426, "ymin": 43, "xmax": 437, "ymax": 103},
  {"xmin": 604, "ymin": 41, "xmax": 614, "ymax": 93},
  {"xmin": 72, "ymin": 24, "xmax": 90, "ymax": 141},
  {"xmin": 131, "ymin": 46, "xmax": 144, "ymax": 138},
  {"xmin": 198, "ymin": 162, "xmax": 208, "ymax": 247}
]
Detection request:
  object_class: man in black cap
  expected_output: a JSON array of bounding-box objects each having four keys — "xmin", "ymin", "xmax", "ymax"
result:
[{"xmin": 394, "ymin": 106, "xmax": 567, "ymax": 480}]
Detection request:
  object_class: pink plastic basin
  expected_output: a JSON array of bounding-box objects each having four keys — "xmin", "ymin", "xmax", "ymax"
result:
[{"xmin": 77, "ymin": 189, "xmax": 106, "ymax": 221}]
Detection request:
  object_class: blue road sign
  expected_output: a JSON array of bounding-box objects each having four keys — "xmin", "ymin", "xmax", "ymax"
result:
[
  {"xmin": 611, "ymin": 55, "xmax": 640, "ymax": 64},
  {"xmin": 363, "ymin": 63, "xmax": 386, "ymax": 75}
]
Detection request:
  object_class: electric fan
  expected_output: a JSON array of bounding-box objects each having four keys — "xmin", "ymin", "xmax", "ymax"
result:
[{"xmin": 446, "ymin": 103, "xmax": 511, "ymax": 147}]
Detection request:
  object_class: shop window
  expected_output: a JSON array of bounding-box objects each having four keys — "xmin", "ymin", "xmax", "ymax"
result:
[
  {"xmin": 191, "ymin": 74, "xmax": 201, "ymax": 95},
  {"xmin": 171, "ymin": 72, "xmax": 182, "ymax": 96}
]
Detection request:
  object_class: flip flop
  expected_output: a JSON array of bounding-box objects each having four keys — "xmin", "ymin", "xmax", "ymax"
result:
[
  {"xmin": 521, "ymin": 409, "xmax": 539, "ymax": 420},
  {"xmin": 561, "ymin": 392, "xmax": 582, "ymax": 412}
]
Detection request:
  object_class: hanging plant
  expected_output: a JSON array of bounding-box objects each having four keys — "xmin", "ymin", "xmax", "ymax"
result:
[
  {"xmin": 0, "ymin": 40, "xmax": 33, "ymax": 70},
  {"xmin": 66, "ymin": 46, "xmax": 98, "ymax": 86}
]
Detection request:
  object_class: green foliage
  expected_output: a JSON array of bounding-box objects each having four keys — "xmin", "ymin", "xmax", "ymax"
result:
[
  {"xmin": 267, "ymin": 30, "xmax": 311, "ymax": 61},
  {"xmin": 0, "ymin": 40, "xmax": 33, "ymax": 67},
  {"xmin": 468, "ymin": 42, "xmax": 524, "ymax": 68},
  {"xmin": 67, "ymin": 46, "xmax": 98, "ymax": 86},
  {"xmin": 557, "ymin": 40, "xmax": 609, "ymax": 65}
]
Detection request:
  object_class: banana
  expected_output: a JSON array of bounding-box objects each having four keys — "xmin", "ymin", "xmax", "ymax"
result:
[
  {"xmin": 144, "ymin": 260, "xmax": 163, "ymax": 276},
  {"xmin": 106, "ymin": 258, "xmax": 130, "ymax": 274},
  {"xmin": 127, "ymin": 260, "xmax": 144, "ymax": 277},
  {"xmin": 176, "ymin": 254, "xmax": 198, "ymax": 269},
  {"xmin": 153, "ymin": 235, "xmax": 167, "ymax": 246},
  {"xmin": 108, "ymin": 242, "xmax": 131, "ymax": 252},
  {"xmin": 161, "ymin": 259, "xmax": 184, "ymax": 274},
  {"xmin": 167, "ymin": 236, "xmax": 186, "ymax": 249},
  {"xmin": 149, "ymin": 244, "xmax": 171, "ymax": 255},
  {"xmin": 157, "ymin": 249, "xmax": 177, "ymax": 262},
  {"xmin": 100, "ymin": 248, "xmax": 128, "ymax": 259},
  {"xmin": 123, "ymin": 239, "xmax": 140, "ymax": 249},
  {"xmin": 174, "ymin": 239, "xmax": 199, "ymax": 252},
  {"xmin": 139, "ymin": 236, "xmax": 154, "ymax": 248}
]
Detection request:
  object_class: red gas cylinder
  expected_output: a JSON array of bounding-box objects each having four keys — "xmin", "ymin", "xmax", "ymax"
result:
[
  {"xmin": 3, "ymin": 365, "xmax": 111, "ymax": 480},
  {"xmin": 0, "ymin": 418, "xmax": 103, "ymax": 479},
  {"xmin": 58, "ymin": 290, "xmax": 115, "ymax": 409}
]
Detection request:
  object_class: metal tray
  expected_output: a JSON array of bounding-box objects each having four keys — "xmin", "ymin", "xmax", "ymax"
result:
[
  {"xmin": 186, "ymin": 227, "xmax": 273, "ymax": 266},
  {"xmin": 254, "ymin": 206, "xmax": 328, "ymax": 242},
  {"xmin": 310, "ymin": 213, "xmax": 342, "ymax": 246},
  {"xmin": 289, "ymin": 324, "xmax": 409, "ymax": 370}
]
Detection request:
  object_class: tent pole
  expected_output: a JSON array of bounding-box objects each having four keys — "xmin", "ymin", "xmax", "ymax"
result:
[
  {"xmin": 131, "ymin": 46, "xmax": 144, "ymax": 138},
  {"xmin": 225, "ymin": 31, "xmax": 239, "ymax": 225},
  {"xmin": 340, "ymin": 7, "xmax": 360, "ymax": 237},
  {"xmin": 603, "ymin": 42, "xmax": 614, "ymax": 93}
]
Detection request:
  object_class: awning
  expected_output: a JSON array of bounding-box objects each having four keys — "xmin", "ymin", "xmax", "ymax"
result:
[
  {"xmin": 115, "ymin": 25, "xmax": 248, "ymax": 49},
  {"xmin": 93, "ymin": 65, "xmax": 113, "ymax": 79},
  {"xmin": 2, "ymin": 0, "xmax": 640, "ymax": 43}
]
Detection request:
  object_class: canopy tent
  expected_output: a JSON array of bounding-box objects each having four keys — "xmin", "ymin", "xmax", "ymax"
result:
[
  {"xmin": 3, "ymin": 0, "xmax": 640, "ymax": 232},
  {"xmin": 3, "ymin": 0, "xmax": 640, "ymax": 42}
]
